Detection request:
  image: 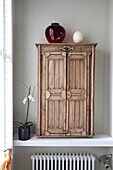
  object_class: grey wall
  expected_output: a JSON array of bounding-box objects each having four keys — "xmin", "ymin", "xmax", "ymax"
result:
[{"xmin": 13, "ymin": 0, "xmax": 109, "ymax": 134}]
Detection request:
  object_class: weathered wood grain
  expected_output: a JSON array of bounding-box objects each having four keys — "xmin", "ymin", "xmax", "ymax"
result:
[{"xmin": 36, "ymin": 43, "xmax": 97, "ymax": 138}]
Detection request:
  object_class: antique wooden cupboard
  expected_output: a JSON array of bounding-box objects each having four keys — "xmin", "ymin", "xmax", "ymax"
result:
[{"xmin": 36, "ymin": 43, "xmax": 97, "ymax": 138}]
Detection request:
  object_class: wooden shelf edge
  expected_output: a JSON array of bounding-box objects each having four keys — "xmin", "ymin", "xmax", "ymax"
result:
[
  {"xmin": 13, "ymin": 133, "xmax": 113, "ymax": 147},
  {"xmin": 35, "ymin": 43, "xmax": 98, "ymax": 46}
]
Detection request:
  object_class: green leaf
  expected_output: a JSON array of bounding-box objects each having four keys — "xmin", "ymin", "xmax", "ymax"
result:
[
  {"xmin": 14, "ymin": 121, "xmax": 33, "ymax": 129},
  {"xmin": 14, "ymin": 121, "xmax": 25, "ymax": 128},
  {"xmin": 17, "ymin": 125, "xmax": 24, "ymax": 129},
  {"xmin": 25, "ymin": 122, "xmax": 33, "ymax": 125},
  {"xmin": 27, "ymin": 123, "xmax": 33, "ymax": 127},
  {"xmin": 14, "ymin": 121, "xmax": 24, "ymax": 126},
  {"xmin": 27, "ymin": 124, "xmax": 33, "ymax": 127},
  {"xmin": 26, "ymin": 121, "xmax": 33, "ymax": 124}
]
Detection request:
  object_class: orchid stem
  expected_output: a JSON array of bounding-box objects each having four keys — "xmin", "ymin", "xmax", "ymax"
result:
[{"xmin": 25, "ymin": 86, "xmax": 31, "ymax": 123}]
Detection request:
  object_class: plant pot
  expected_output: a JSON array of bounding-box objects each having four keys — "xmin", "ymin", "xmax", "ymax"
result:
[
  {"xmin": 18, "ymin": 127, "xmax": 30, "ymax": 140},
  {"xmin": 45, "ymin": 23, "xmax": 66, "ymax": 43}
]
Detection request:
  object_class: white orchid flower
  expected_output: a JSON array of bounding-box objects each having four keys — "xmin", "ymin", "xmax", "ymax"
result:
[
  {"xmin": 23, "ymin": 97, "xmax": 27, "ymax": 104},
  {"xmin": 23, "ymin": 95, "xmax": 35, "ymax": 104},
  {"xmin": 28, "ymin": 95, "xmax": 35, "ymax": 102},
  {"xmin": 21, "ymin": 83, "xmax": 35, "ymax": 124}
]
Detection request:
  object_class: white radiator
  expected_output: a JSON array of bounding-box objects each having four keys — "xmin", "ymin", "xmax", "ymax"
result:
[{"xmin": 31, "ymin": 153, "xmax": 96, "ymax": 170}]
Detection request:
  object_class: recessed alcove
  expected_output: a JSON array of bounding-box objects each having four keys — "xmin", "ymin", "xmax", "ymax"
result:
[{"xmin": 13, "ymin": 0, "xmax": 113, "ymax": 169}]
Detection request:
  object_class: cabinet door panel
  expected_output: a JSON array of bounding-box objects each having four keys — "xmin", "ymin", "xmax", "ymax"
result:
[
  {"xmin": 66, "ymin": 52, "xmax": 87, "ymax": 136},
  {"xmin": 45, "ymin": 52, "xmax": 66, "ymax": 136}
]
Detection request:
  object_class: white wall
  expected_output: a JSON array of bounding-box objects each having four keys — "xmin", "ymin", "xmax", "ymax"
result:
[
  {"xmin": 13, "ymin": 147, "xmax": 108, "ymax": 170},
  {"xmin": 13, "ymin": 0, "xmax": 109, "ymax": 134},
  {"xmin": 107, "ymin": 0, "xmax": 113, "ymax": 136}
]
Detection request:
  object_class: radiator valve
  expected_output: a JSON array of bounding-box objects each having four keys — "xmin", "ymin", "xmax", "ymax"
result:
[{"xmin": 98, "ymin": 154, "xmax": 112, "ymax": 169}]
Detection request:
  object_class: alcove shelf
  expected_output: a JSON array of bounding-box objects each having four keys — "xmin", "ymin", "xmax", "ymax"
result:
[{"xmin": 13, "ymin": 133, "xmax": 113, "ymax": 147}]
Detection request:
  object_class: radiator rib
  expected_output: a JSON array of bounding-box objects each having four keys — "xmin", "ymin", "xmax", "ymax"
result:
[{"xmin": 31, "ymin": 153, "xmax": 96, "ymax": 170}]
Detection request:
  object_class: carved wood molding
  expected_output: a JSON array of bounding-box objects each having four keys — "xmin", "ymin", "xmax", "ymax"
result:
[
  {"xmin": 46, "ymin": 90, "xmax": 50, "ymax": 99},
  {"xmin": 60, "ymin": 46, "xmax": 74, "ymax": 52},
  {"xmin": 46, "ymin": 90, "xmax": 66, "ymax": 100},
  {"xmin": 61, "ymin": 90, "xmax": 66, "ymax": 99},
  {"xmin": 67, "ymin": 91, "xmax": 71, "ymax": 99}
]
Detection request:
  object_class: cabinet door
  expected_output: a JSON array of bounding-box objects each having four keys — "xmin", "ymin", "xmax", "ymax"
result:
[
  {"xmin": 66, "ymin": 52, "xmax": 88, "ymax": 136},
  {"xmin": 44, "ymin": 52, "xmax": 67, "ymax": 136}
]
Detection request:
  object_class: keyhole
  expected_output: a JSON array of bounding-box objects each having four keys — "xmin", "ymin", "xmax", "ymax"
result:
[{"xmin": 67, "ymin": 91, "xmax": 71, "ymax": 98}]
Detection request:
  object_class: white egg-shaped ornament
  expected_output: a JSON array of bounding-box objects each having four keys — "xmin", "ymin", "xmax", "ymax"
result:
[{"xmin": 73, "ymin": 31, "xmax": 83, "ymax": 43}]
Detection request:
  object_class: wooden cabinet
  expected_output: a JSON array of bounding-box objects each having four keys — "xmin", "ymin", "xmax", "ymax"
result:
[{"xmin": 36, "ymin": 43, "xmax": 97, "ymax": 138}]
